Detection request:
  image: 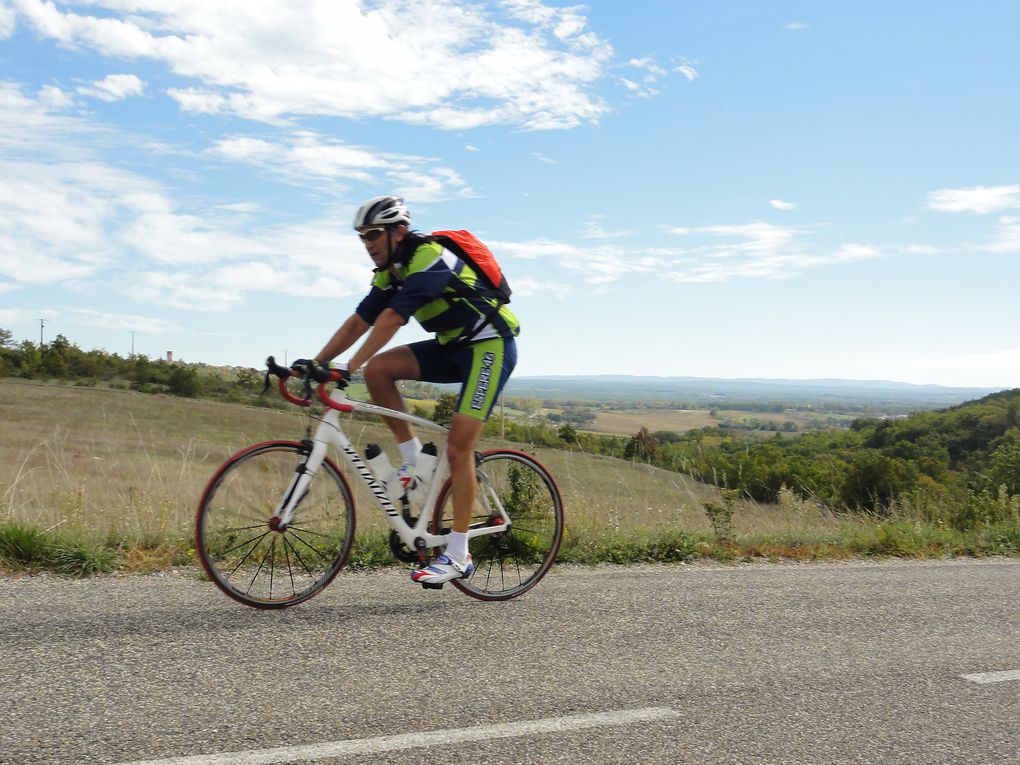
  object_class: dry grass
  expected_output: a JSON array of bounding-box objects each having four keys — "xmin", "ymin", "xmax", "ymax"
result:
[
  {"xmin": 12, "ymin": 378, "xmax": 1006, "ymax": 572},
  {"xmin": 1, "ymin": 380, "xmax": 308, "ymax": 539},
  {"xmin": 589, "ymin": 409, "xmax": 717, "ymax": 434},
  {"xmin": 0, "ymin": 379, "xmax": 738, "ymax": 543}
]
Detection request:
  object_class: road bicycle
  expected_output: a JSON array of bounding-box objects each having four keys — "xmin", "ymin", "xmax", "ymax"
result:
[{"xmin": 195, "ymin": 357, "xmax": 564, "ymax": 609}]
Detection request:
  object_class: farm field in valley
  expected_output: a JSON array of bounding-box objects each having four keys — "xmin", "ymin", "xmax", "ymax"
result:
[{"xmin": 584, "ymin": 408, "xmax": 847, "ymax": 436}]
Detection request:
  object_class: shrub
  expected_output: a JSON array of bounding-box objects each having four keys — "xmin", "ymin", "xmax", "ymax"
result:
[{"xmin": 0, "ymin": 521, "xmax": 51, "ymax": 565}]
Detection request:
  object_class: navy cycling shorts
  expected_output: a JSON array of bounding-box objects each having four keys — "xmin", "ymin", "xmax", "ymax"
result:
[{"xmin": 408, "ymin": 337, "xmax": 517, "ymax": 421}]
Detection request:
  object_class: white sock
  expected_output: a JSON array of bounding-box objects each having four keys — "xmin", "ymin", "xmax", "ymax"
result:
[
  {"xmin": 398, "ymin": 437, "xmax": 422, "ymax": 466},
  {"xmin": 446, "ymin": 531, "xmax": 469, "ymax": 563}
]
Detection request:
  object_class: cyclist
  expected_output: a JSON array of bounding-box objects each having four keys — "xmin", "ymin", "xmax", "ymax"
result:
[{"xmin": 300, "ymin": 196, "xmax": 519, "ymax": 585}]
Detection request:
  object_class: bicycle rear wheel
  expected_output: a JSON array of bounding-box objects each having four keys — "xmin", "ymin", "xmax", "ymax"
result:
[
  {"xmin": 196, "ymin": 441, "xmax": 356, "ymax": 609},
  {"xmin": 430, "ymin": 449, "xmax": 564, "ymax": 601}
]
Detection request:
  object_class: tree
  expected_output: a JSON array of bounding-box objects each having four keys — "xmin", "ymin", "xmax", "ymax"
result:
[
  {"xmin": 432, "ymin": 392, "xmax": 459, "ymax": 425},
  {"xmin": 988, "ymin": 429, "xmax": 1020, "ymax": 494},
  {"xmin": 16, "ymin": 340, "xmax": 42, "ymax": 378},
  {"xmin": 235, "ymin": 367, "xmax": 262, "ymax": 391},
  {"xmin": 557, "ymin": 423, "xmax": 578, "ymax": 445},
  {"xmin": 167, "ymin": 364, "xmax": 202, "ymax": 397},
  {"xmin": 624, "ymin": 426, "xmax": 659, "ymax": 463},
  {"xmin": 0, "ymin": 328, "xmax": 12, "ymax": 349}
]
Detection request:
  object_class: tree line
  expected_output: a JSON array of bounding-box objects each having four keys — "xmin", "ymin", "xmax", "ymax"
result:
[
  {"xmin": 600, "ymin": 390, "xmax": 1020, "ymax": 531},
  {"xmin": 0, "ymin": 331, "xmax": 263, "ymax": 402}
]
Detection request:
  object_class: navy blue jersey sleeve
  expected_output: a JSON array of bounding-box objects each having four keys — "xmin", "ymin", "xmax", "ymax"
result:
[{"xmin": 355, "ymin": 285, "xmax": 392, "ymax": 325}]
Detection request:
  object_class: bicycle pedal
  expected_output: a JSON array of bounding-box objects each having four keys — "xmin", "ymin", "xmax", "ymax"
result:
[{"xmin": 420, "ymin": 582, "xmax": 444, "ymax": 590}]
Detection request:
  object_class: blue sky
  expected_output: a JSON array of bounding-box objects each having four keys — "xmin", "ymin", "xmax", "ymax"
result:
[{"xmin": 1, "ymin": 0, "xmax": 1018, "ymax": 388}]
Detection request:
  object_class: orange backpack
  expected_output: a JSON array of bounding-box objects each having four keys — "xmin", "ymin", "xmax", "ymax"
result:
[{"xmin": 432, "ymin": 230, "xmax": 512, "ymax": 303}]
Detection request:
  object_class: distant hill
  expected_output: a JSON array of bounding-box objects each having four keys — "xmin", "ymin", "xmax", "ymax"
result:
[
  {"xmin": 644, "ymin": 386, "xmax": 1020, "ymax": 515},
  {"xmin": 503, "ymin": 375, "xmax": 1004, "ymax": 410}
]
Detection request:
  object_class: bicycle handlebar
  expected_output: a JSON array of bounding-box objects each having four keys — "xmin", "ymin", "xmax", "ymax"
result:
[{"xmin": 263, "ymin": 356, "xmax": 353, "ymax": 412}]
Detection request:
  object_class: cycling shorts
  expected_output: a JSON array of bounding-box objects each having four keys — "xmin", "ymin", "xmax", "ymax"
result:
[{"xmin": 408, "ymin": 337, "xmax": 517, "ymax": 422}]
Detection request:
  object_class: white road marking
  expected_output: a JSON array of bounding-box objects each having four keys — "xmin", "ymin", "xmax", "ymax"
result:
[
  {"xmin": 961, "ymin": 669, "xmax": 1020, "ymax": 684},
  {"xmin": 113, "ymin": 707, "xmax": 680, "ymax": 765}
]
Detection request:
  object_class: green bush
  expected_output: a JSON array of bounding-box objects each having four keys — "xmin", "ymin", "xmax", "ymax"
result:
[
  {"xmin": 0, "ymin": 521, "xmax": 51, "ymax": 565},
  {"xmin": 50, "ymin": 538, "xmax": 118, "ymax": 576}
]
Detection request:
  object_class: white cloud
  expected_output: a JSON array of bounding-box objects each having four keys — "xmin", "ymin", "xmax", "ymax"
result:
[
  {"xmin": 660, "ymin": 222, "xmax": 891, "ymax": 282},
  {"xmin": 500, "ymin": 0, "xmax": 588, "ymax": 40},
  {"xmin": 210, "ymin": 131, "xmax": 473, "ymax": 201},
  {"xmin": 0, "ymin": 80, "xmax": 96, "ymax": 153},
  {"xmin": 38, "ymin": 84, "xmax": 74, "ymax": 109},
  {"xmin": 0, "ymin": 2, "xmax": 16, "ymax": 38},
  {"xmin": 626, "ymin": 57, "xmax": 667, "ymax": 77},
  {"xmin": 583, "ymin": 216, "xmax": 633, "ymax": 239},
  {"xmin": 77, "ymin": 73, "xmax": 146, "ymax": 102},
  {"xmin": 979, "ymin": 217, "xmax": 1020, "ymax": 253},
  {"xmin": 490, "ymin": 223, "xmax": 884, "ymax": 288},
  {"xmin": 497, "ymin": 274, "xmax": 572, "ymax": 300},
  {"xmin": 69, "ymin": 308, "xmax": 181, "ymax": 335},
  {"xmin": 785, "ymin": 22, "xmax": 809, "ymax": 30},
  {"xmin": 927, "ymin": 184, "xmax": 1020, "ymax": 214},
  {"xmin": 620, "ymin": 56, "xmax": 691, "ymax": 96},
  {"xmin": 0, "ymin": 84, "xmax": 378, "ymax": 310},
  {"xmin": 531, "ymin": 152, "xmax": 558, "ymax": 165},
  {"xmin": 490, "ymin": 237, "xmax": 672, "ymax": 287},
  {"xmin": 668, "ymin": 221, "xmax": 806, "ymax": 253},
  {"xmin": 12, "ymin": 0, "xmax": 612, "ymax": 130},
  {"xmin": 769, "ymin": 199, "xmax": 796, "ymax": 210},
  {"xmin": 0, "ymin": 307, "xmax": 45, "ymax": 324}
]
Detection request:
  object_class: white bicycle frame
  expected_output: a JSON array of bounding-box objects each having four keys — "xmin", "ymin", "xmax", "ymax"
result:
[{"xmin": 273, "ymin": 382, "xmax": 511, "ymax": 554}]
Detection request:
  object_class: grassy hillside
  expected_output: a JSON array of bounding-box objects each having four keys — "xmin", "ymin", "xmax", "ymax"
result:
[
  {"xmin": 663, "ymin": 388, "xmax": 1020, "ymax": 512},
  {"xmin": 1, "ymin": 379, "xmax": 1016, "ymax": 574}
]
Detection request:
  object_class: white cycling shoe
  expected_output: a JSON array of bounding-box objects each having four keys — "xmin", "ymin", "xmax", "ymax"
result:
[{"xmin": 411, "ymin": 554, "xmax": 475, "ymax": 585}]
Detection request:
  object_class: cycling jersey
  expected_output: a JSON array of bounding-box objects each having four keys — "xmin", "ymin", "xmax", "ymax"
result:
[{"xmin": 355, "ymin": 240, "xmax": 520, "ymax": 345}]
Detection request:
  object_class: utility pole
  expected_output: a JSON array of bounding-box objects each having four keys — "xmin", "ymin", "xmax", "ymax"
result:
[
  {"xmin": 130, "ymin": 331, "xmax": 135, "ymax": 358},
  {"xmin": 39, "ymin": 318, "xmax": 45, "ymax": 347}
]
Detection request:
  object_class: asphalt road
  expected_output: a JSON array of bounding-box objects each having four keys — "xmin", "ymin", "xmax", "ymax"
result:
[{"xmin": 1, "ymin": 559, "xmax": 1017, "ymax": 765}]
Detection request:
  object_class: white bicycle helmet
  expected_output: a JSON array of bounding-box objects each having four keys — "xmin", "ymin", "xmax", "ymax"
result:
[{"xmin": 353, "ymin": 196, "xmax": 411, "ymax": 229}]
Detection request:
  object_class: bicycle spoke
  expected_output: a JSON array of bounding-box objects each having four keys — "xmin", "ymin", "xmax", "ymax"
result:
[
  {"xmin": 288, "ymin": 527, "xmax": 337, "ymax": 565},
  {"xmin": 214, "ymin": 521, "xmax": 270, "ymax": 534},
  {"xmin": 282, "ymin": 533, "xmax": 319, "ymax": 580},
  {"xmin": 283, "ymin": 539, "xmax": 297, "ymax": 598},
  {"xmin": 248, "ymin": 536, "xmax": 276, "ymax": 595},
  {"xmin": 225, "ymin": 530, "xmax": 273, "ymax": 577},
  {"xmin": 286, "ymin": 524, "xmax": 336, "ymax": 541},
  {"xmin": 267, "ymin": 537, "xmax": 276, "ymax": 600},
  {"xmin": 220, "ymin": 528, "xmax": 273, "ymax": 557}
]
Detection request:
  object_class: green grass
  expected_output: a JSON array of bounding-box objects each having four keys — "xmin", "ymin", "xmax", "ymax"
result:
[{"xmin": 1, "ymin": 378, "xmax": 1017, "ymax": 576}]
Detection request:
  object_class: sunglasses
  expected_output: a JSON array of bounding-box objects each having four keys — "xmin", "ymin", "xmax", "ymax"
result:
[{"xmin": 358, "ymin": 228, "xmax": 386, "ymax": 242}]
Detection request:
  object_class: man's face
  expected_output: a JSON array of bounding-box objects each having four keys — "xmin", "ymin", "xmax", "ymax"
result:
[{"xmin": 358, "ymin": 224, "xmax": 405, "ymax": 269}]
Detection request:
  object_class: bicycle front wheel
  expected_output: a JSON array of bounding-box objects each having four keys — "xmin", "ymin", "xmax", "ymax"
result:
[
  {"xmin": 431, "ymin": 449, "xmax": 564, "ymax": 601},
  {"xmin": 196, "ymin": 441, "xmax": 356, "ymax": 609}
]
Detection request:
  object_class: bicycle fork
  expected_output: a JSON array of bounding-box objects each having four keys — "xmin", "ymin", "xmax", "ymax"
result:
[{"xmin": 269, "ymin": 438, "xmax": 328, "ymax": 530}]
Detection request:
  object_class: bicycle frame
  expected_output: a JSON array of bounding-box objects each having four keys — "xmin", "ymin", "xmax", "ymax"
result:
[{"xmin": 274, "ymin": 381, "xmax": 511, "ymax": 555}]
